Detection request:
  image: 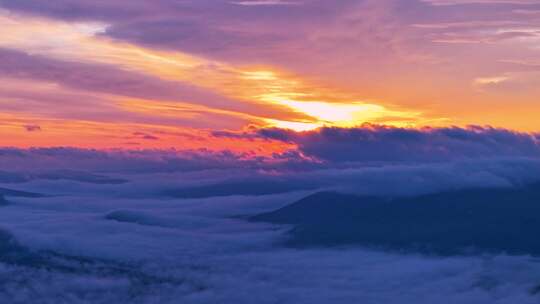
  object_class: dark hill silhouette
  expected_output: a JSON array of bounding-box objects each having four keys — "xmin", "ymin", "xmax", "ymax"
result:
[{"xmin": 253, "ymin": 184, "xmax": 540, "ymax": 256}]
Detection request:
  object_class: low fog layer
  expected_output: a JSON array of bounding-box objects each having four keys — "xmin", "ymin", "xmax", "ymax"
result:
[
  {"xmin": 0, "ymin": 126, "xmax": 539, "ymax": 303},
  {"xmin": 2, "ymin": 187, "xmax": 540, "ymax": 303}
]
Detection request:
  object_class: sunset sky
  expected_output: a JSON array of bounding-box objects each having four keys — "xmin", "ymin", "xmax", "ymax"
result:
[
  {"xmin": 4, "ymin": 2, "xmax": 540, "ymax": 302},
  {"xmin": 1, "ymin": 0, "xmax": 540, "ymax": 150}
]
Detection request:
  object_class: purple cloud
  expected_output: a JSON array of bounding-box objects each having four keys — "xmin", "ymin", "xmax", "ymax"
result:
[
  {"xmin": 0, "ymin": 147, "xmax": 312, "ymax": 174},
  {"xmin": 132, "ymin": 132, "xmax": 160, "ymax": 141},
  {"xmin": 220, "ymin": 125, "xmax": 540, "ymax": 163},
  {"xmin": 0, "ymin": 48, "xmax": 238, "ymax": 113},
  {"xmin": 23, "ymin": 124, "xmax": 41, "ymax": 132},
  {"xmin": 0, "ymin": 48, "xmax": 306, "ymax": 129}
]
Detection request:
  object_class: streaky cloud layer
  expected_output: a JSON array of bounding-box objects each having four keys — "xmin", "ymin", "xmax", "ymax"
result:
[{"xmin": 1, "ymin": 0, "xmax": 540, "ymax": 149}]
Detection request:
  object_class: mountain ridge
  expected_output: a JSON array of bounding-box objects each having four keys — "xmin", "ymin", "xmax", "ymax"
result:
[{"xmin": 253, "ymin": 184, "xmax": 540, "ymax": 256}]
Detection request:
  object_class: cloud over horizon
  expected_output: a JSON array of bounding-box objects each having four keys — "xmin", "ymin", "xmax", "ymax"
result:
[
  {"xmin": 216, "ymin": 125, "xmax": 540, "ymax": 163},
  {"xmin": 1, "ymin": 125, "xmax": 540, "ymax": 200}
]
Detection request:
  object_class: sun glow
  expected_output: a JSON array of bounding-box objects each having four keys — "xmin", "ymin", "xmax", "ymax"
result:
[
  {"xmin": 274, "ymin": 99, "xmax": 419, "ymax": 128},
  {"xmin": 260, "ymin": 99, "xmax": 422, "ymax": 131},
  {"xmin": 246, "ymin": 71, "xmax": 423, "ymax": 131}
]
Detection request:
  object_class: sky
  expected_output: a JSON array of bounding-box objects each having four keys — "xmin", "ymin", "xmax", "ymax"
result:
[{"xmin": 1, "ymin": 0, "xmax": 540, "ymax": 151}]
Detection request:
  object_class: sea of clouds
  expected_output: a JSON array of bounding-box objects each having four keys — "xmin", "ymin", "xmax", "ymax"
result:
[{"xmin": 1, "ymin": 126, "xmax": 540, "ymax": 303}]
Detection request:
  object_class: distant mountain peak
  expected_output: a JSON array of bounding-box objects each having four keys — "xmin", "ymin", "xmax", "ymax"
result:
[{"xmin": 253, "ymin": 185, "xmax": 540, "ymax": 256}]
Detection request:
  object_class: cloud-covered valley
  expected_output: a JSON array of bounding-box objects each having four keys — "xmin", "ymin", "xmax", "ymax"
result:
[{"xmin": 0, "ymin": 126, "xmax": 539, "ymax": 303}]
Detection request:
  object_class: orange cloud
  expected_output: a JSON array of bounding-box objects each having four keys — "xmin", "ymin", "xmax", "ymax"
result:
[{"xmin": 0, "ymin": 11, "xmax": 436, "ymax": 136}]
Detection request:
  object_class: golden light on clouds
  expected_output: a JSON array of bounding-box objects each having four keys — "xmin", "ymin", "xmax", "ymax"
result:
[
  {"xmin": 474, "ymin": 76, "xmax": 510, "ymax": 86},
  {"xmin": 0, "ymin": 10, "xmax": 440, "ymax": 144},
  {"xmin": 244, "ymin": 70, "xmax": 424, "ymax": 131}
]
